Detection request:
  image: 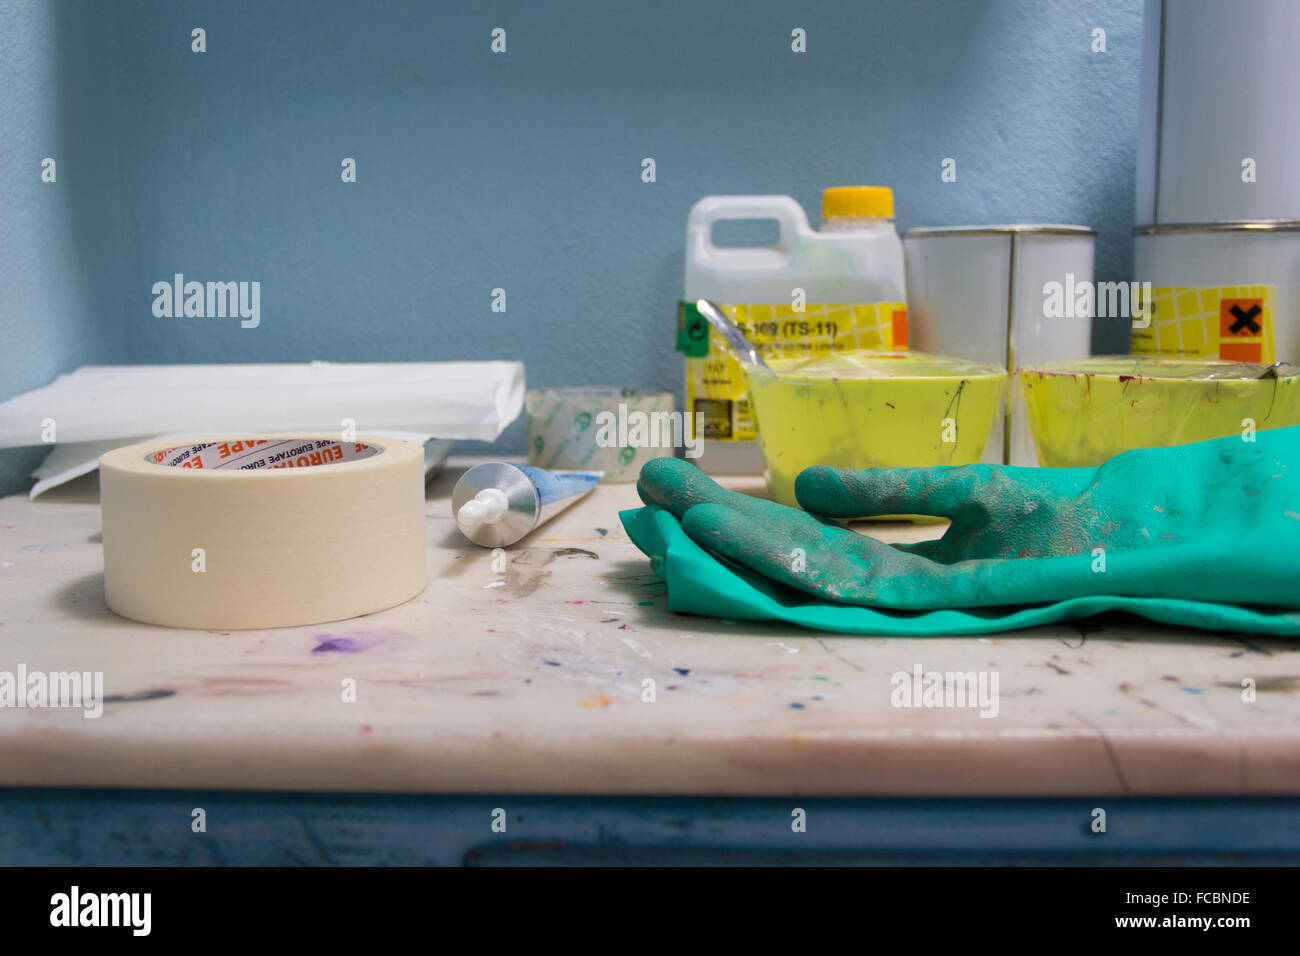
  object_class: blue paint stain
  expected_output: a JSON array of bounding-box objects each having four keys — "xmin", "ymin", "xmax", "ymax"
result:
[
  {"xmin": 789, "ymin": 702, "xmax": 805, "ymax": 709},
  {"xmin": 673, "ymin": 667, "xmax": 690, "ymax": 676},
  {"xmin": 1177, "ymin": 685, "xmax": 1204, "ymax": 695}
]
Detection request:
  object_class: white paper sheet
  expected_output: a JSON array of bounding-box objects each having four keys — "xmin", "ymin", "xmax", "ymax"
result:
[
  {"xmin": 26, "ymin": 432, "xmax": 455, "ymax": 498},
  {"xmin": 0, "ymin": 361, "xmax": 525, "ymax": 448}
]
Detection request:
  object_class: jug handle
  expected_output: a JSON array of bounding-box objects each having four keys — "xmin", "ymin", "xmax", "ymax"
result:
[{"xmin": 686, "ymin": 195, "xmax": 806, "ymax": 267}]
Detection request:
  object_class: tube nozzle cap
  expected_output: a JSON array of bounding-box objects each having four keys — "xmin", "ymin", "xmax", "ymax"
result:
[{"xmin": 457, "ymin": 488, "xmax": 509, "ymax": 527}]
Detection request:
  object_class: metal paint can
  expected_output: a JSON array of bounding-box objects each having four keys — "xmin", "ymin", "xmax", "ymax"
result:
[
  {"xmin": 903, "ymin": 225, "xmax": 1096, "ymax": 464},
  {"xmin": 1137, "ymin": 0, "xmax": 1300, "ymax": 225},
  {"xmin": 1132, "ymin": 222, "xmax": 1300, "ymax": 365}
]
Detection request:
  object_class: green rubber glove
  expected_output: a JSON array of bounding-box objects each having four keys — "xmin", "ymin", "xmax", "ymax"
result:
[{"xmin": 637, "ymin": 425, "xmax": 1300, "ymax": 611}]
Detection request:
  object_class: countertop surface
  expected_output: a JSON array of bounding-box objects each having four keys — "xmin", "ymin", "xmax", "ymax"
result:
[{"xmin": 2, "ymin": 457, "xmax": 1299, "ymax": 797}]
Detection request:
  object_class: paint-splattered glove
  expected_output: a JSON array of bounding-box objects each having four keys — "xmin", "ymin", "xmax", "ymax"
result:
[{"xmin": 635, "ymin": 425, "xmax": 1300, "ymax": 611}]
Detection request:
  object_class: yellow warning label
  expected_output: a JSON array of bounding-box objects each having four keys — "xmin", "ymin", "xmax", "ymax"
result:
[
  {"xmin": 1131, "ymin": 285, "xmax": 1275, "ymax": 363},
  {"xmin": 686, "ymin": 302, "xmax": 907, "ymax": 442}
]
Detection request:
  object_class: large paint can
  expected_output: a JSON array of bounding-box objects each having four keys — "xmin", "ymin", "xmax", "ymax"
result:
[
  {"xmin": 1132, "ymin": 222, "xmax": 1300, "ymax": 365},
  {"xmin": 1137, "ymin": 0, "xmax": 1300, "ymax": 224},
  {"xmin": 903, "ymin": 225, "xmax": 1095, "ymax": 465}
]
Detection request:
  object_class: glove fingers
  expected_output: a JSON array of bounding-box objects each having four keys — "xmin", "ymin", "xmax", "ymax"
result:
[
  {"xmin": 638, "ymin": 457, "xmax": 823, "ymax": 528},
  {"xmin": 795, "ymin": 464, "xmax": 1009, "ymax": 521},
  {"xmin": 892, "ymin": 538, "xmax": 945, "ymax": 559},
  {"xmin": 683, "ymin": 501, "xmax": 918, "ymax": 606},
  {"xmin": 682, "ymin": 502, "xmax": 1060, "ymax": 609},
  {"xmin": 636, "ymin": 457, "xmax": 738, "ymax": 517}
]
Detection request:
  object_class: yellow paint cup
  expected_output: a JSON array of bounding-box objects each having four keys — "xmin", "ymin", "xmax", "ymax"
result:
[
  {"xmin": 742, "ymin": 350, "xmax": 1006, "ymax": 506},
  {"xmin": 1019, "ymin": 357, "xmax": 1300, "ymax": 468}
]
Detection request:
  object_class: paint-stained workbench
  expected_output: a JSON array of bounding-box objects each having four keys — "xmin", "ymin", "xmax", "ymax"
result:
[{"xmin": 2, "ymin": 457, "xmax": 1299, "ymax": 864}]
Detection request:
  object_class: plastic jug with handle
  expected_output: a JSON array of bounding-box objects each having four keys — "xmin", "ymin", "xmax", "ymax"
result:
[{"xmin": 680, "ymin": 187, "xmax": 908, "ymax": 474}]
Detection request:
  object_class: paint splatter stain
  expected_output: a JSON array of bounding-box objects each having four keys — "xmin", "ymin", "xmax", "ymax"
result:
[
  {"xmin": 789, "ymin": 702, "xmax": 806, "ymax": 709},
  {"xmin": 673, "ymin": 668, "xmax": 690, "ymax": 676},
  {"xmin": 596, "ymin": 528, "xmax": 609, "ymax": 536},
  {"xmin": 554, "ymin": 547, "xmax": 599, "ymax": 559},
  {"xmin": 1217, "ymin": 675, "xmax": 1300, "ymax": 693},
  {"xmin": 311, "ymin": 632, "xmax": 390, "ymax": 654},
  {"xmin": 543, "ymin": 660, "xmax": 561, "ymax": 667},
  {"xmin": 103, "ymin": 688, "xmax": 176, "ymax": 703},
  {"xmin": 579, "ymin": 694, "xmax": 612, "ymax": 708}
]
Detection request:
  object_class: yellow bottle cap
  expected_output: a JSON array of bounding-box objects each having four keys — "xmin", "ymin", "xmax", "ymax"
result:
[{"xmin": 821, "ymin": 186, "xmax": 894, "ymax": 219}]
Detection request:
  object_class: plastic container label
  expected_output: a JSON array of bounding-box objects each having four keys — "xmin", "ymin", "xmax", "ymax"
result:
[
  {"xmin": 679, "ymin": 300, "xmax": 908, "ymax": 441},
  {"xmin": 1131, "ymin": 284, "xmax": 1276, "ymax": 363}
]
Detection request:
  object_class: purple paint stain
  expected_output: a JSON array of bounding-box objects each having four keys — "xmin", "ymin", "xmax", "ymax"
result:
[
  {"xmin": 311, "ymin": 631, "xmax": 393, "ymax": 655},
  {"xmin": 312, "ymin": 637, "xmax": 365, "ymax": 654}
]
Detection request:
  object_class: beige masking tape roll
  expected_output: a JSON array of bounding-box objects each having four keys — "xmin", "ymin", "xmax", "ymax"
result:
[{"xmin": 100, "ymin": 434, "xmax": 426, "ymax": 629}]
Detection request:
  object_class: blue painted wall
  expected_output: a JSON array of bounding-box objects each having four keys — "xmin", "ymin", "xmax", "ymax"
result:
[
  {"xmin": 2, "ymin": 0, "xmax": 1142, "ymax": 495},
  {"xmin": 0, "ymin": 0, "xmax": 124, "ymax": 493}
]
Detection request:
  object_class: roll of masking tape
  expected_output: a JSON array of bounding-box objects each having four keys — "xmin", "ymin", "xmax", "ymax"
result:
[
  {"xmin": 100, "ymin": 434, "xmax": 426, "ymax": 629},
  {"xmin": 526, "ymin": 387, "xmax": 678, "ymax": 482}
]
